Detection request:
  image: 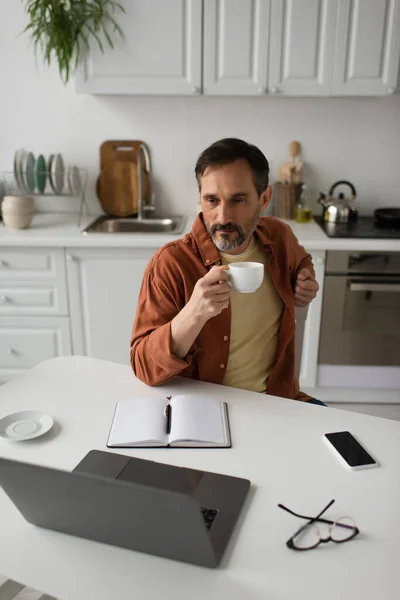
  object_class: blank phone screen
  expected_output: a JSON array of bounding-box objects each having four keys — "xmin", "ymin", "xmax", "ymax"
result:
[{"xmin": 325, "ymin": 431, "xmax": 376, "ymax": 467}]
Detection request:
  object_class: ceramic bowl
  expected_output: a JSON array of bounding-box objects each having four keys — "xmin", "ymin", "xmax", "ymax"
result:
[
  {"xmin": 1, "ymin": 204, "xmax": 33, "ymax": 217},
  {"xmin": 2, "ymin": 196, "xmax": 34, "ymax": 212},
  {"xmin": 3, "ymin": 213, "xmax": 33, "ymax": 229}
]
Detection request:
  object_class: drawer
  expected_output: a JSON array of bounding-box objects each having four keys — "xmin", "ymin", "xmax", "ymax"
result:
[
  {"xmin": 0, "ymin": 248, "xmax": 68, "ymax": 317},
  {"xmin": 0, "ymin": 248, "xmax": 66, "ymax": 281},
  {"xmin": 0, "ymin": 317, "xmax": 72, "ymax": 378},
  {"xmin": 0, "ymin": 284, "xmax": 68, "ymax": 316}
]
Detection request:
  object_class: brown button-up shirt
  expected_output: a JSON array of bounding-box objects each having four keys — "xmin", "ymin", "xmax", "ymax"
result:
[{"xmin": 130, "ymin": 214, "xmax": 314, "ymax": 401}]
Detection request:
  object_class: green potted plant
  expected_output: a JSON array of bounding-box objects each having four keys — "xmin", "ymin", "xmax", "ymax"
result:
[{"xmin": 23, "ymin": 0, "xmax": 125, "ymax": 84}]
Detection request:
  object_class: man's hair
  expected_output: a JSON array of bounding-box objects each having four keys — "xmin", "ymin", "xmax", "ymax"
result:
[{"xmin": 195, "ymin": 138, "xmax": 270, "ymax": 196}]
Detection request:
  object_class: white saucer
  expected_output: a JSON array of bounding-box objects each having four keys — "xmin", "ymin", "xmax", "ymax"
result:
[{"xmin": 0, "ymin": 411, "xmax": 54, "ymax": 441}]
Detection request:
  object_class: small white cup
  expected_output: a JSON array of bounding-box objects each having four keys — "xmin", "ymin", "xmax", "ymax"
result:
[{"xmin": 228, "ymin": 262, "xmax": 264, "ymax": 293}]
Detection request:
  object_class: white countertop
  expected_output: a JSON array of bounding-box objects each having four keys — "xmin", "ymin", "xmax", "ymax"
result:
[
  {"xmin": 0, "ymin": 213, "xmax": 192, "ymax": 249},
  {"xmin": 0, "ymin": 356, "xmax": 399, "ymax": 600},
  {"xmin": 1, "ymin": 212, "xmax": 400, "ymax": 251}
]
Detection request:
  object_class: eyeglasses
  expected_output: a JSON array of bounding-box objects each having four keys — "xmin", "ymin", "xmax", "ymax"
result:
[{"xmin": 278, "ymin": 499, "xmax": 360, "ymax": 551}]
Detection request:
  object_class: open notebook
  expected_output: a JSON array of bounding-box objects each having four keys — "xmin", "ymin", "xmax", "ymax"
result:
[{"xmin": 107, "ymin": 395, "xmax": 231, "ymax": 448}]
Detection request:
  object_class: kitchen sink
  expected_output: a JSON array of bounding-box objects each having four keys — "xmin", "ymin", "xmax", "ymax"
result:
[{"xmin": 82, "ymin": 215, "xmax": 186, "ymax": 234}]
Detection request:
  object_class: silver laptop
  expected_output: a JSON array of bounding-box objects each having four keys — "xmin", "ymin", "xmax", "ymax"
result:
[{"xmin": 0, "ymin": 450, "xmax": 250, "ymax": 568}]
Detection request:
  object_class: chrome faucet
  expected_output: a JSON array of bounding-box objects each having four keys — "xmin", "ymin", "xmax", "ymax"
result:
[{"xmin": 137, "ymin": 142, "xmax": 155, "ymax": 220}]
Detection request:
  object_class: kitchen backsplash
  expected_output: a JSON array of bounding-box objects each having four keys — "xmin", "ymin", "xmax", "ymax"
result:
[{"xmin": 0, "ymin": 2, "xmax": 399, "ymax": 218}]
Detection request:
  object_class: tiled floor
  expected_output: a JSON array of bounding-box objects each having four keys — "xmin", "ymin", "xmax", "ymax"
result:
[
  {"xmin": 327, "ymin": 403, "xmax": 400, "ymax": 421},
  {"xmin": 0, "ymin": 576, "xmax": 55, "ymax": 599},
  {"xmin": 303, "ymin": 387, "xmax": 400, "ymax": 421}
]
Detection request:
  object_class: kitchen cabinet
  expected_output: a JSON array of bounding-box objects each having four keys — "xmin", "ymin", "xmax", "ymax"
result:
[
  {"xmin": 268, "ymin": 0, "xmax": 337, "ymax": 96},
  {"xmin": 65, "ymin": 248, "xmax": 156, "ymax": 365},
  {"xmin": 332, "ymin": 0, "xmax": 400, "ymax": 95},
  {"xmin": 76, "ymin": 0, "xmax": 400, "ymax": 96},
  {"xmin": 76, "ymin": 0, "xmax": 202, "ymax": 95},
  {"xmin": 0, "ymin": 248, "xmax": 71, "ymax": 384},
  {"xmin": 203, "ymin": 0, "xmax": 271, "ymax": 95},
  {"xmin": 0, "ymin": 316, "xmax": 72, "ymax": 385}
]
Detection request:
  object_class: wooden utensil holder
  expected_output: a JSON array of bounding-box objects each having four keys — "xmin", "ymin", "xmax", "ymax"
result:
[{"xmin": 274, "ymin": 183, "xmax": 302, "ymax": 219}]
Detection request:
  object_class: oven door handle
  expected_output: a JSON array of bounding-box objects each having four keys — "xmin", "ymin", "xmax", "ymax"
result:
[{"xmin": 349, "ymin": 282, "xmax": 400, "ymax": 293}]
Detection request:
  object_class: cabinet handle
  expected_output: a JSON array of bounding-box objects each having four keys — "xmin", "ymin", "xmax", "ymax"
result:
[
  {"xmin": 258, "ymin": 87, "xmax": 267, "ymax": 95},
  {"xmin": 0, "ymin": 295, "xmax": 11, "ymax": 303},
  {"xmin": 270, "ymin": 87, "xmax": 279, "ymax": 94},
  {"xmin": 8, "ymin": 348, "xmax": 18, "ymax": 356},
  {"xmin": 191, "ymin": 86, "xmax": 200, "ymax": 94},
  {"xmin": 0, "ymin": 260, "xmax": 8, "ymax": 268},
  {"xmin": 66, "ymin": 254, "xmax": 76, "ymax": 262}
]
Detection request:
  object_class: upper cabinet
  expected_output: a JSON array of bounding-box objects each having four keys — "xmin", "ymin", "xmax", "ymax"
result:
[
  {"xmin": 76, "ymin": 0, "xmax": 202, "ymax": 95},
  {"xmin": 332, "ymin": 0, "xmax": 400, "ymax": 95},
  {"xmin": 203, "ymin": 0, "xmax": 271, "ymax": 95},
  {"xmin": 76, "ymin": 0, "xmax": 400, "ymax": 96},
  {"xmin": 268, "ymin": 0, "xmax": 337, "ymax": 96}
]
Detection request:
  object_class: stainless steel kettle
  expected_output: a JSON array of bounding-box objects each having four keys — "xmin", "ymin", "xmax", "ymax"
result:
[{"xmin": 318, "ymin": 180, "xmax": 358, "ymax": 223}]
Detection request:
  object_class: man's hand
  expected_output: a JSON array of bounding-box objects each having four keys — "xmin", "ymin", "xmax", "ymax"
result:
[
  {"xmin": 294, "ymin": 268, "xmax": 319, "ymax": 307},
  {"xmin": 187, "ymin": 265, "xmax": 231, "ymax": 323},
  {"xmin": 170, "ymin": 266, "xmax": 231, "ymax": 359}
]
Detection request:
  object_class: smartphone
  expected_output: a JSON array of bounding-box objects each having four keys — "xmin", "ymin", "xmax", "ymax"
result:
[{"xmin": 324, "ymin": 431, "xmax": 378, "ymax": 470}]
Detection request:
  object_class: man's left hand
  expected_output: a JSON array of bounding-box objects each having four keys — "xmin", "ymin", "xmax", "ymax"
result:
[{"xmin": 294, "ymin": 268, "xmax": 319, "ymax": 307}]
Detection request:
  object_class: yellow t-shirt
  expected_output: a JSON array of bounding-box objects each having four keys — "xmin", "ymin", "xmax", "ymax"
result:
[{"xmin": 220, "ymin": 236, "xmax": 284, "ymax": 393}]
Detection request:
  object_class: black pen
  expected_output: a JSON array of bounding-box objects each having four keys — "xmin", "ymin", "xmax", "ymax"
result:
[{"xmin": 165, "ymin": 403, "xmax": 172, "ymax": 434}]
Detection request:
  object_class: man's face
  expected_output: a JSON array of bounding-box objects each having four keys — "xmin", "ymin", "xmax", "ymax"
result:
[{"xmin": 199, "ymin": 159, "xmax": 271, "ymax": 255}]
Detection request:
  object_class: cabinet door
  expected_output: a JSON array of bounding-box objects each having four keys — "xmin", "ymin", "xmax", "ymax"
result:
[
  {"xmin": 203, "ymin": 0, "xmax": 271, "ymax": 95},
  {"xmin": 299, "ymin": 250, "xmax": 325, "ymax": 389},
  {"xmin": 66, "ymin": 249, "xmax": 156, "ymax": 365},
  {"xmin": 332, "ymin": 0, "xmax": 400, "ymax": 95},
  {"xmin": 76, "ymin": 0, "xmax": 202, "ymax": 95},
  {"xmin": 269, "ymin": 0, "xmax": 337, "ymax": 96},
  {"xmin": 0, "ymin": 316, "xmax": 72, "ymax": 384}
]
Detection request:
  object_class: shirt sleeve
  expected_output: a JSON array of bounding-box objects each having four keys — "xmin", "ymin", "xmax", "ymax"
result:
[
  {"xmin": 130, "ymin": 268, "xmax": 196, "ymax": 386},
  {"xmin": 288, "ymin": 228, "xmax": 315, "ymax": 285}
]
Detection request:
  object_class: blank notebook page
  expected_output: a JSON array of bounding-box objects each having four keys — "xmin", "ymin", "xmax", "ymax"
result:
[
  {"xmin": 108, "ymin": 397, "xmax": 167, "ymax": 446},
  {"xmin": 169, "ymin": 395, "xmax": 226, "ymax": 444}
]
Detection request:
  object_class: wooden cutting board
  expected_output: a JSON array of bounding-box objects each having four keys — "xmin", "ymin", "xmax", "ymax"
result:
[
  {"xmin": 100, "ymin": 140, "xmax": 144, "ymax": 170},
  {"xmin": 97, "ymin": 140, "xmax": 150, "ymax": 217}
]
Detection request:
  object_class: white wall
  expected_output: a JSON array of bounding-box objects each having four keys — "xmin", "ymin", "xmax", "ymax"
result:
[{"xmin": 1, "ymin": 1, "xmax": 400, "ymax": 217}]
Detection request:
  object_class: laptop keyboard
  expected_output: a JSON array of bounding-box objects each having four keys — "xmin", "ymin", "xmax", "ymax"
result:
[{"xmin": 201, "ymin": 507, "xmax": 218, "ymax": 531}]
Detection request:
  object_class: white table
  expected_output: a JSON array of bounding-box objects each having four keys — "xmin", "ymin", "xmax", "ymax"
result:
[{"xmin": 0, "ymin": 357, "xmax": 399, "ymax": 600}]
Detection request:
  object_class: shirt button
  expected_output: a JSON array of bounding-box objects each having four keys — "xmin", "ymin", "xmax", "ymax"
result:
[
  {"xmin": 220, "ymin": 363, "xmax": 225, "ymax": 369},
  {"xmin": 223, "ymin": 336, "xmax": 228, "ymax": 341},
  {"xmin": 206, "ymin": 259, "xmax": 210, "ymax": 264},
  {"xmin": 215, "ymin": 260, "xmax": 221, "ymax": 265}
]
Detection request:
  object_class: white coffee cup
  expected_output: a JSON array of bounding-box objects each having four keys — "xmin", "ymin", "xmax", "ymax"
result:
[{"xmin": 228, "ymin": 262, "xmax": 264, "ymax": 293}]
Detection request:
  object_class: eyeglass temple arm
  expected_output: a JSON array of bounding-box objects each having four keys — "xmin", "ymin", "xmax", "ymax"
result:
[{"xmin": 278, "ymin": 499, "xmax": 336, "ymax": 524}]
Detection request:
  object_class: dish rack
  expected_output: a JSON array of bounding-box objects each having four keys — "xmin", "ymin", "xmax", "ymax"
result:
[{"xmin": 1, "ymin": 168, "xmax": 89, "ymax": 227}]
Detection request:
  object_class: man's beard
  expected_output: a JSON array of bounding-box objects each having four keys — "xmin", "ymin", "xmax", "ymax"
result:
[{"xmin": 205, "ymin": 207, "xmax": 260, "ymax": 251}]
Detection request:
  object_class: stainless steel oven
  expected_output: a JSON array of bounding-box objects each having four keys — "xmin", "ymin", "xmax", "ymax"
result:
[{"xmin": 319, "ymin": 252, "xmax": 400, "ymax": 366}]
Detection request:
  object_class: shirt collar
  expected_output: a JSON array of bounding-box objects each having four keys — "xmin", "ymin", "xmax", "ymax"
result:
[{"xmin": 191, "ymin": 213, "xmax": 274, "ymax": 268}]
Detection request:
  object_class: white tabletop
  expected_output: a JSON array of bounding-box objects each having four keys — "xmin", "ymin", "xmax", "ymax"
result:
[{"xmin": 0, "ymin": 357, "xmax": 399, "ymax": 600}]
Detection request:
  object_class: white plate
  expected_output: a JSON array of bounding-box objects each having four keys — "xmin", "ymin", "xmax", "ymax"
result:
[
  {"xmin": 22, "ymin": 151, "xmax": 35, "ymax": 193},
  {"xmin": 48, "ymin": 153, "xmax": 55, "ymax": 192},
  {"xmin": 0, "ymin": 411, "xmax": 54, "ymax": 441},
  {"xmin": 13, "ymin": 149, "xmax": 26, "ymax": 192},
  {"xmin": 68, "ymin": 165, "xmax": 81, "ymax": 195},
  {"xmin": 50, "ymin": 153, "xmax": 65, "ymax": 194}
]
